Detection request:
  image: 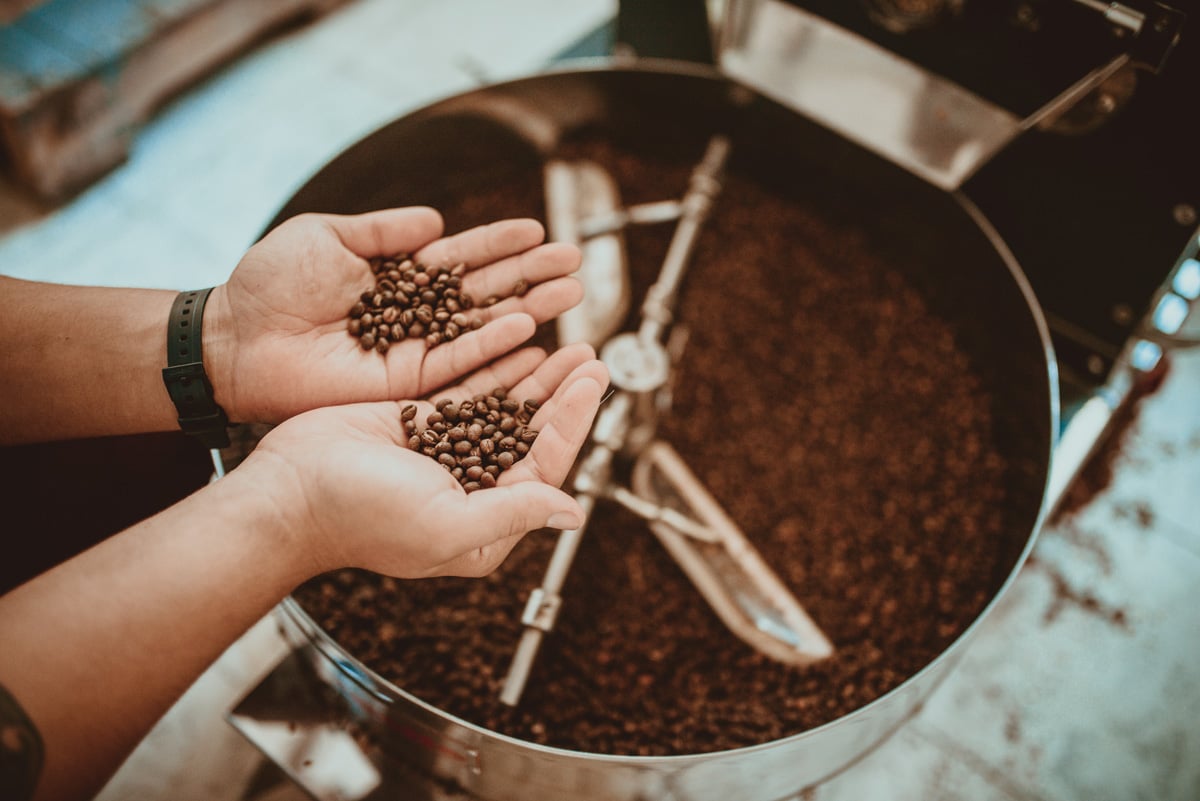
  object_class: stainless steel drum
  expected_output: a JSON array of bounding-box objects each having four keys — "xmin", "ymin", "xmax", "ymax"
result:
[{"xmin": 258, "ymin": 61, "xmax": 1058, "ymax": 800}]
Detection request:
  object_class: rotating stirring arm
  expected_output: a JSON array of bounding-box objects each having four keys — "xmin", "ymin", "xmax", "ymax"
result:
[{"xmin": 500, "ymin": 135, "xmax": 831, "ymax": 707}]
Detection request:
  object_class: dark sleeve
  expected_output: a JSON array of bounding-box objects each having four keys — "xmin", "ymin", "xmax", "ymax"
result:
[{"xmin": 0, "ymin": 682, "xmax": 43, "ymax": 801}]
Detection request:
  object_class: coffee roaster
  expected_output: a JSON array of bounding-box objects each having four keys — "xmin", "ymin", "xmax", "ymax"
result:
[{"xmin": 225, "ymin": 2, "xmax": 1198, "ymax": 798}]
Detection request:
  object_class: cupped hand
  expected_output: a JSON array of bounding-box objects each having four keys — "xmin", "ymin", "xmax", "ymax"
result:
[
  {"xmin": 206, "ymin": 207, "xmax": 583, "ymax": 424},
  {"xmin": 243, "ymin": 343, "xmax": 608, "ymax": 579}
]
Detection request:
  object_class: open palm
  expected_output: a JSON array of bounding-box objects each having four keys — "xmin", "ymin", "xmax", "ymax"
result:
[
  {"xmin": 251, "ymin": 343, "xmax": 608, "ymax": 579},
  {"xmin": 207, "ymin": 207, "xmax": 583, "ymax": 424}
]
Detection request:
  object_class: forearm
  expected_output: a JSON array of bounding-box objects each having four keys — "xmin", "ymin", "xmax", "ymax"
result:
[
  {"xmin": 0, "ymin": 277, "xmax": 184, "ymax": 444},
  {"xmin": 0, "ymin": 461, "xmax": 313, "ymax": 801}
]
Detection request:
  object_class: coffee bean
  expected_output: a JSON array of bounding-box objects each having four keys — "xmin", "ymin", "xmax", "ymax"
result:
[
  {"xmin": 375, "ymin": 337, "xmax": 390, "ymax": 355},
  {"xmin": 513, "ymin": 279, "xmax": 529, "ymax": 297},
  {"xmin": 406, "ymin": 434, "xmax": 420, "ymax": 450},
  {"xmin": 437, "ymin": 453, "xmax": 457, "ymax": 468},
  {"xmin": 348, "ymin": 254, "xmax": 484, "ymax": 356},
  {"xmin": 359, "ymin": 332, "xmax": 376, "ymax": 350},
  {"xmin": 496, "ymin": 451, "xmax": 515, "ymax": 469},
  {"xmin": 348, "ymin": 318, "xmax": 362, "ymax": 336}
]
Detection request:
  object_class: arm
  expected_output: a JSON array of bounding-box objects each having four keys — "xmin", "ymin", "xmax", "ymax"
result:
[
  {"xmin": 0, "ymin": 347, "xmax": 607, "ymax": 801},
  {"xmin": 0, "ymin": 207, "xmax": 583, "ymax": 445},
  {"xmin": 0, "ymin": 279, "xmax": 179, "ymax": 443}
]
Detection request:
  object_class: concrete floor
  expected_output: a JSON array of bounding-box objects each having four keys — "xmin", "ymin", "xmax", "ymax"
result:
[{"xmin": 1, "ymin": 1, "xmax": 1198, "ymax": 799}]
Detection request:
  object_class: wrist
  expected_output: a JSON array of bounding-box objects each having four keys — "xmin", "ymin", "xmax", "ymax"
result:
[
  {"xmin": 200, "ymin": 284, "xmax": 240, "ymax": 424},
  {"xmin": 207, "ymin": 453, "xmax": 326, "ymax": 584}
]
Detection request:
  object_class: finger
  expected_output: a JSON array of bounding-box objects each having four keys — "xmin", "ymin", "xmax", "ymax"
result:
[
  {"xmin": 438, "ymin": 347, "xmax": 548, "ymax": 402},
  {"xmin": 507, "ymin": 344, "xmax": 598, "ymax": 405},
  {"xmin": 409, "ymin": 314, "xmax": 538, "ymax": 394},
  {"xmin": 472, "ymin": 276, "xmax": 583, "ymax": 326},
  {"xmin": 521, "ymin": 357, "xmax": 610, "ymax": 430},
  {"xmin": 427, "ymin": 483, "xmax": 585, "ymax": 575},
  {"xmin": 462, "ymin": 242, "xmax": 581, "ymax": 302},
  {"xmin": 315, "ymin": 207, "xmax": 445, "ymax": 258},
  {"xmin": 502, "ymin": 375, "xmax": 605, "ymax": 488},
  {"xmin": 415, "ymin": 219, "xmax": 545, "ymax": 269}
]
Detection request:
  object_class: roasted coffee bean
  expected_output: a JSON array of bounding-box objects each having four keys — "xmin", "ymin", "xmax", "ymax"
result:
[
  {"xmin": 479, "ymin": 471, "xmax": 497, "ymax": 489},
  {"xmin": 520, "ymin": 429, "xmax": 538, "ymax": 444},
  {"xmin": 348, "ymin": 318, "xmax": 362, "ymax": 336},
  {"xmin": 375, "ymin": 337, "xmax": 390, "ymax": 355},
  {"xmin": 479, "ymin": 439, "xmax": 495, "ymax": 456},
  {"xmin": 420, "ymin": 429, "xmax": 439, "ymax": 446},
  {"xmin": 496, "ymin": 451, "xmax": 515, "ymax": 469},
  {"xmin": 453, "ymin": 440, "xmax": 473, "ymax": 456},
  {"xmin": 499, "ymin": 417, "xmax": 517, "ymax": 433},
  {"xmin": 406, "ymin": 434, "xmax": 420, "ymax": 450},
  {"xmin": 348, "ymin": 254, "xmax": 483, "ymax": 356},
  {"xmin": 437, "ymin": 453, "xmax": 456, "ymax": 468},
  {"xmin": 513, "ymin": 279, "xmax": 529, "ymax": 297},
  {"xmin": 448, "ymin": 427, "xmax": 467, "ymax": 442},
  {"xmin": 465, "ymin": 465, "xmax": 484, "ymax": 481},
  {"xmin": 359, "ymin": 332, "xmax": 376, "ymax": 351}
]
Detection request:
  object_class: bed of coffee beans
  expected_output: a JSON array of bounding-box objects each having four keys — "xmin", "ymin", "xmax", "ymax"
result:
[
  {"xmin": 401, "ymin": 390, "xmax": 539, "ymax": 493},
  {"xmin": 294, "ymin": 137, "xmax": 1043, "ymax": 756},
  {"xmin": 348, "ymin": 255, "xmax": 485, "ymax": 354}
]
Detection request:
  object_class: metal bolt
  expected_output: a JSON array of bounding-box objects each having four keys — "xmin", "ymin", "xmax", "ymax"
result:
[
  {"xmin": 1172, "ymin": 203, "xmax": 1197, "ymax": 226},
  {"xmin": 1111, "ymin": 303, "xmax": 1135, "ymax": 326}
]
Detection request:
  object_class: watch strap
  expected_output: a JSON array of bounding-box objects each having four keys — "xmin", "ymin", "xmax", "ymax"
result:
[{"xmin": 162, "ymin": 288, "xmax": 230, "ymax": 449}]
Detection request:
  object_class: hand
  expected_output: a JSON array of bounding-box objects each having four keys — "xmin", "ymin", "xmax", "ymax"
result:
[
  {"xmin": 206, "ymin": 207, "xmax": 583, "ymax": 423},
  {"xmin": 242, "ymin": 343, "xmax": 608, "ymax": 578}
]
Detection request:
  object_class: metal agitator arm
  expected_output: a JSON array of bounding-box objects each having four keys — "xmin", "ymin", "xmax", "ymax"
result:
[{"xmin": 500, "ymin": 135, "xmax": 833, "ymax": 707}]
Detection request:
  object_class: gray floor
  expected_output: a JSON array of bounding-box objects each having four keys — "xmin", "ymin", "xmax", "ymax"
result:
[{"xmin": 1, "ymin": 2, "xmax": 1198, "ymax": 799}]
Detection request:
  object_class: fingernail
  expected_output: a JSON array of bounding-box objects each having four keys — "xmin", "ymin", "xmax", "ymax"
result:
[{"xmin": 546, "ymin": 511, "xmax": 582, "ymax": 530}]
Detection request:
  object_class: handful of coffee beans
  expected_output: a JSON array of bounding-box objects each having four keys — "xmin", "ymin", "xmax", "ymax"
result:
[
  {"xmin": 347, "ymin": 254, "xmax": 487, "ymax": 355},
  {"xmin": 401, "ymin": 388, "xmax": 539, "ymax": 493}
]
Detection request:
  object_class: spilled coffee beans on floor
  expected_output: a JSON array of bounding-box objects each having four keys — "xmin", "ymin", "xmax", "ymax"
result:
[
  {"xmin": 402, "ymin": 389, "xmax": 539, "ymax": 493},
  {"xmin": 348, "ymin": 254, "xmax": 484, "ymax": 354}
]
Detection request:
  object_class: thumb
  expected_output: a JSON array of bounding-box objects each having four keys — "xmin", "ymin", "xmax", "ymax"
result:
[
  {"xmin": 454, "ymin": 482, "xmax": 585, "ymax": 546},
  {"xmin": 428, "ymin": 483, "xmax": 584, "ymax": 576}
]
